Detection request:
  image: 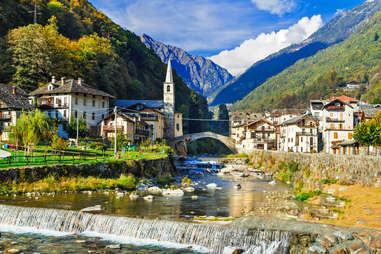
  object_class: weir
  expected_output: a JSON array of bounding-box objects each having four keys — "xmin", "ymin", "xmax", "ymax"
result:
[{"xmin": 0, "ymin": 204, "xmax": 291, "ymax": 254}]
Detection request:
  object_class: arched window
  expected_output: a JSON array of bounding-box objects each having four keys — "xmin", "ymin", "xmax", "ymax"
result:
[{"xmin": 167, "ymin": 85, "xmax": 171, "ymax": 92}]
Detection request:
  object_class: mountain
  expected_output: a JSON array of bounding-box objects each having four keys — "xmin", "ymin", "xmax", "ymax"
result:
[
  {"xmin": 0, "ymin": 0, "xmax": 210, "ymax": 134},
  {"xmin": 210, "ymin": 0, "xmax": 381, "ymax": 106},
  {"xmin": 140, "ymin": 34, "xmax": 233, "ymax": 98},
  {"xmin": 232, "ymin": 9, "xmax": 381, "ymax": 112}
]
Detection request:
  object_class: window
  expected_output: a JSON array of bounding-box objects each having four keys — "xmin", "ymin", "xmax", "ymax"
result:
[
  {"xmin": 63, "ymin": 110, "xmax": 66, "ymax": 118},
  {"xmin": 75, "ymin": 97, "xmax": 78, "ymax": 105},
  {"xmin": 301, "ymin": 137, "xmax": 303, "ymax": 142},
  {"xmin": 83, "ymin": 112, "xmax": 86, "ymax": 119},
  {"xmin": 348, "ymin": 133, "xmax": 353, "ymax": 139},
  {"xmin": 92, "ymin": 112, "xmax": 95, "ymax": 120},
  {"xmin": 310, "ymin": 137, "xmax": 314, "ymax": 145},
  {"xmin": 84, "ymin": 98, "xmax": 87, "ymax": 106},
  {"xmin": 102, "ymin": 114, "xmax": 104, "ymax": 119},
  {"xmin": 339, "ymin": 124, "xmax": 343, "ymax": 130},
  {"xmin": 176, "ymin": 123, "xmax": 180, "ymax": 131},
  {"xmin": 75, "ymin": 111, "xmax": 78, "ymax": 119},
  {"xmin": 92, "ymin": 100, "xmax": 95, "ymax": 107},
  {"xmin": 334, "ymin": 132, "xmax": 338, "ymax": 139},
  {"xmin": 330, "ymin": 123, "xmax": 334, "ymax": 129},
  {"xmin": 102, "ymin": 101, "xmax": 105, "ymax": 108},
  {"xmin": 330, "ymin": 113, "xmax": 333, "ymax": 117},
  {"xmin": 301, "ymin": 147, "xmax": 303, "ymax": 152},
  {"xmin": 167, "ymin": 85, "xmax": 171, "ymax": 92}
]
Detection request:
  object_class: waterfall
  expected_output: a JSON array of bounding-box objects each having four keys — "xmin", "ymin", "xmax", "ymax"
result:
[{"xmin": 0, "ymin": 204, "xmax": 291, "ymax": 254}]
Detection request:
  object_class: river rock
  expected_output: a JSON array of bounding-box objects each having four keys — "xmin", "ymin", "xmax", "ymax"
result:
[
  {"xmin": 129, "ymin": 193, "xmax": 139, "ymax": 200},
  {"xmin": 206, "ymin": 183, "xmax": 218, "ymax": 190},
  {"xmin": 191, "ymin": 195, "xmax": 199, "ymax": 200},
  {"xmin": 184, "ymin": 187, "xmax": 195, "ymax": 192},
  {"xmin": 147, "ymin": 186, "xmax": 162, "ymax": 195},
  {"xmin": 5, "ymin": 249, "xmax": 20, "ymax": 254},
  {"xmin": 80, "ymin": 205, "xmax": 102, "ymax": 213},
  {"xmin": 268, "ymin": 180, "xmax": 276, "ymax": 185},
  {"xmin": 143, "ymin": 195, "xmax": 154, "ymax": 201},
  {"xmin": 162, "ymin": 189, "xmax": 184, "ymax": 197},
  {"xmin": 106, "ymin": 244, "xmax": 121, "ymax": 249}
]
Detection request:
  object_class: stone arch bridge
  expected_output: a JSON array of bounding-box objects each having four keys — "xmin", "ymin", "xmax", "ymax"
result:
[{"xmin": 168, "ymin": 132, "xmax": 237, "ymax": 156}]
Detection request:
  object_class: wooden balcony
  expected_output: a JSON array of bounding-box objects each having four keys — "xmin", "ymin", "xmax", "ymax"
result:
[
  {"xmin": 326, "ymin": 117, "xmax": 345, "ymax": 123},
  {"xmin": 325, "ymin": 106, "xmax": 345, "ymax": 111},
  {"xmin": 103, "ymin": 125, "xmax": 123, "ymax": 132}
]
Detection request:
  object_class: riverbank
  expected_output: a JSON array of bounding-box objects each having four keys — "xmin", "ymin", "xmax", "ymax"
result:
[{"xmin": 246, "ymin": 150, "xmax": 381, "ymax": 230}]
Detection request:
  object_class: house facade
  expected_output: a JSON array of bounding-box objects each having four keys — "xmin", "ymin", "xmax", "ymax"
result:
[
  {"xmin": 279, "ymin": 114, "xmax": 319, "ymax": 153},
  {"xmin": 29, "ymin": 77, "xmax": 113, "ymax": 135},
  {"xmin": 0, "ymin": 84, "xmax": 33, "ymax": 140}
]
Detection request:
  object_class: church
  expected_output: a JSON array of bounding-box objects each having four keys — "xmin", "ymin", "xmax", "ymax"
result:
[{"xmin": 115, "ymin": 60, "xmax": 183, "ymax": 141}]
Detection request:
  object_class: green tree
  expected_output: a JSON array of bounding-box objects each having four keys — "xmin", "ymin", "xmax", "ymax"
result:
[
  {"xmin": 9, "ymin": 110, "xmax": 50, "ymax": 155},
  {"xmin": 50, "ymin": 134, "xmax": 68, "ymax": 150},
  {"xmin": 67, "ymin": 116, "xmax": 88, "ymax": 139}
]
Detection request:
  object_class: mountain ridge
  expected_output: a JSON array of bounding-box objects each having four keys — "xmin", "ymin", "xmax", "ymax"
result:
[
  {"xmin": 140, "ymin": 34, "xmax": 233, "ymax": 98},
  {"xmin": 210, "ymin": 0, "xmax": 381, "ymax": 106}
]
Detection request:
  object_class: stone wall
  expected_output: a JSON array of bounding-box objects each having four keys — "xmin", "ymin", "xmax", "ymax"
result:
[
  {"xmin": 0, "ymin": 158, "xmax": 176, "ymax": 183},
  {"xmin": 249, "ymin": 150, "xmax": 381, "ymax": 188}
]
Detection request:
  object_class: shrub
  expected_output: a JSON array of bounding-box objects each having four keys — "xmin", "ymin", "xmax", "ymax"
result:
[
  {"xmin": 321, "ymin": 178, "xmax": 338, "ymax": 184},
  {"xmin": 182, "ymin": 176, "xmax": 192, "ymax": 186},
  {"xmin": 118, "ymin": 174, "xmax": 136, "ymax": 190},
  {"xmin": 288, "ymin": 161, "xmax": 299, "ymax": 172},
  {"xmin": 276, "ymin": 172, "xmax": 292, "ymax": 182},
  {"xmin": 156, "ymin": 175, "xmax": 172, "ymax": 186},
  {"xmin": 50, "ymin": 135, "xmax": 68, "ymax": 150},
  {"xmin": 295, "ymin": 190, "xmax": 321, "ymax": 202}
]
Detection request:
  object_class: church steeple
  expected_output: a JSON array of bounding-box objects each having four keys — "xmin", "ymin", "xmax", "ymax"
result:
[
  {"xmin": 165, "ymin": 58, "xmax": 173, "ymax": 83},
  {"xmin": 163, "ymin": 58, "xmax": 175, "ymax": 138}
]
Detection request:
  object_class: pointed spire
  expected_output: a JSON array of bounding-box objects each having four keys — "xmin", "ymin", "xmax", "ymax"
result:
[{"xmin": 165, "ymin": 58, "xmax": 173, "ymax": 83}]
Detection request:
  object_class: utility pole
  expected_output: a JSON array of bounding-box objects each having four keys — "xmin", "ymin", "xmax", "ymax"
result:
[
  {"xmin": 29, "ymin": 0, "xmax": 41, "ymax": 24},
  {"xmin": 114, "ymin": 106, "xmax": 117, "ymax": 157},
  {"xmin": 76, "ymin": 115, "xmax": 79, "ymax": 146}
]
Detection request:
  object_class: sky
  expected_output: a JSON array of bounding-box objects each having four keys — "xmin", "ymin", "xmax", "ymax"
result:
[{"xmin": 90, "ymin": 0, "xmax": 364, "ymax": 76}]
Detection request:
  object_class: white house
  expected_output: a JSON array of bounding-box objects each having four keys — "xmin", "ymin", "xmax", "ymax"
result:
[
  {"xmin": 279, "ymin": 114, "xmax": 319, "ymax": 153},
  {"xmin": 29, "ymin": 77, "xmax": 114, "ymax": 135},
  {"xmin": 321, "ymin": 98, "xmax": 355, "ymax": 154}
]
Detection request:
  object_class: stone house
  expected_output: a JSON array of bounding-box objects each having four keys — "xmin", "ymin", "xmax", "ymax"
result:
[
  {"xmin": 115, "ymin": 60, "xmax": 183, "ymax": 140},
  {"xmin": 278, "ymin": 114, "xmax": 319, "ymax": 153},
  {"xmin": 29, "ymin": 77, "xmax": 114, "ymax": 136},
  {"xmin": 232, "ymin": 119, "xmax": 276, "ymax": 153},
  {"xmin": 270, "ymin": 109, "xmax": 305, "ymax": 125},
  {"xmin": 100, "ymin": 111, "xmax": 151, "ymax": 143},
  {"xmin": 0, "ymin": 84, "xmax": 33, "ymax": 140}
]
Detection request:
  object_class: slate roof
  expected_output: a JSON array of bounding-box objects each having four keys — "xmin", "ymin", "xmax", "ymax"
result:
[
  {"xmin": 0, "ymin": 84, "xmax": 33, "ymax": 110},
  {"xmin": 116, "ymin": 100, "xmax": 164, "ymax": 109},
  {"xmin": 281, "ymin": 114, "xmax": 318, "ymax": 126},
  {"xmin": 363, "ymin": 108, "xmax": 381, "ymax": 119},
  {"xmin": 29, "ymin": 79, "xmax": 114, "ymax": 98}
]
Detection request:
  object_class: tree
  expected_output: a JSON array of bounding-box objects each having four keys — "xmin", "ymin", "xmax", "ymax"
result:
[
  {"xmin": 8, "ymin": 110, "xmax": 50, "ymax": 155},
  {"xmin": 111, "ymin": 131, "xmax": 131, "ymax": 152},
  {"xmin": 50, "ymin": 134, "xmax": 68, "ymax": 150},
  {"xmin": 67, "ymin": 116, "xmax": 88, "ymax": 139}
]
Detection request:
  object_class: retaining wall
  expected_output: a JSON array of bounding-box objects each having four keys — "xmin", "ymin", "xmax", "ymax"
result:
[
  {"xmin": 0, "ymin": 158, "xmax": 176, "ymax": 183},
  {"xmin": 249, "ymin": 150, "xmax": 381, "ymax": 188}
]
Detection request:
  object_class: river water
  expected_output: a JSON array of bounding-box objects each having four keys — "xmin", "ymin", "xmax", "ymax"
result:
[{"xmin": 0, "ymin": 158, "xmax": 292, "ymax": 253}]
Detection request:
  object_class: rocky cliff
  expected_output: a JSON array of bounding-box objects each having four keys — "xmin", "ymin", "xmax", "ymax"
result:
[{"xmin": 140, "ymin": 34, "xmax": 233, "ymax": 98}]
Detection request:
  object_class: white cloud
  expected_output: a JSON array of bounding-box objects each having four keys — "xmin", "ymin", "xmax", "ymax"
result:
[
  {"xmin": 209, "ymin": 15, "xmax": 323, "ymax": 76},
  {"xmin": 251, "ymin": 0, "xmax": 296, "ymax": 15}
]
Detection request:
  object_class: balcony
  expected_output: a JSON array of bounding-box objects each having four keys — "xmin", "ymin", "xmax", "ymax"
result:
[
  {"xmin": 296, "ymin": 131, "xmax": 316, "ymax": 136},
  {"xmin": 136, "ymin": 129, "xmax": 149, "ymax": 136},
  {"xmin": 325, "ymin": 106, "xmax": 345, "ymax": 111},
  {"xmin": 326, "ymin": 117, "xmax": 345, "ymax": 123},
  {"xmin": 103, "ymin": 125, "xmax": 123, "ymax": 132},
  {"xmin": 37, "ymin": 103, "xmax": 69, "ymax": 109},
  {"xmin": 0, "ymin": 114, "xmax": 11, "ymax": 121}
]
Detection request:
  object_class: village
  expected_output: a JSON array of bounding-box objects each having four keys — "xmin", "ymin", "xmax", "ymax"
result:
[{"xmin": 230, "ymin": 93, "xmax": 380, "ymax": 156}]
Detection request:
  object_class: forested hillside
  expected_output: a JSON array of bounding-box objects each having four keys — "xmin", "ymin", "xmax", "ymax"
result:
[
  {"xmin": 233, "ymin": 10, "xmax": 381, "ymax": 112},
  {"xmin": 0, "ymin": 0, "xmax": 210, "ymax": 133},
  {"xmin": 211, "ymin": 0, "xmax": 381, "ymax": 106}
]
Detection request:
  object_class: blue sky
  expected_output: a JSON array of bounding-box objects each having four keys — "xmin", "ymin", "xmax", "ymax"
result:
[{"xmin": 89, "ymin": 0, "xmax": 364, "ymax": 75}]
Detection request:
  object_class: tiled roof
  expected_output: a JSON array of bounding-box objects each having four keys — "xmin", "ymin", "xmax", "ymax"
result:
[
  {"xmin": 0, "ymin": 84, "xmax": 33, "ymax": 110},
  {"xmin": 116, "ymin": 100, "xmax": 164, "ymax": 109},
  {"xmin": 329, "ymin": 95, "xmax": 358, "ymax": 102},
  {"xmin": 29, "ymin": 79, "xmax": 114, "ymax": 98}
]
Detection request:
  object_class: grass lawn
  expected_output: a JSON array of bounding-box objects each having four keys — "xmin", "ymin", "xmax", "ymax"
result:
[{"xmin": 0, "ymin": 147, "xmax": 167, "ymax": 169}]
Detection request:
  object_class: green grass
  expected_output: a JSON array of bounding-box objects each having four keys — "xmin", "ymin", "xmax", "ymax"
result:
[
  {"xmin": 0, "ymin": 175, "xmax": 138, "ymax": 194},
  {"xmin": 0, "ymin": 147, "xmax": 167, "ymax": 169}
]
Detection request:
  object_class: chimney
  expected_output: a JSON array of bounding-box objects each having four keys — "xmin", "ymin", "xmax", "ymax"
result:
[
  {"xmin": 11, "ymin": 86, "xmax": 16, "ymax": 95},
  {"xmin": 61, "ymin": 77, "xmax": 65, "ymax": 86},
  {"xmin": 51, "ymin": 76, "xmax": 56, "ymax": 84},
  {"xmin": 78, "ymin": 77, "xmax": 83, "ymax": 86}
]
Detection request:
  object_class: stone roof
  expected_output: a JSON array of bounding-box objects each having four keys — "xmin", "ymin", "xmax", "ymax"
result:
[
  {"xmin": 363, "ymin": 108, "xmax": 381, "ymax": 119},
  {"xmin": 29, "ymin": 79, "xmax": 114, "ymax": 98},
  {"xmin": 116, "ymin": 100, "xmax": 164, "ymax": 109},
  {"xmin": 0, "ymin": 84, "xmax": 33, "ymax": 110},
  {"xmin": 281, "ymin": 114, "xmax": 318, "ymax": 126}
]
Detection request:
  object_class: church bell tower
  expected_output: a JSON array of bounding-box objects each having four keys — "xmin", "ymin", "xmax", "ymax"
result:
[{"xmin": 163, "ymin": 59, "xmax": 175, "ymax": 138}]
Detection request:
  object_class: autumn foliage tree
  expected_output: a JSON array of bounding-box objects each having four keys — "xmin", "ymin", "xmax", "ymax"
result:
[{"xmin": 354, "ymin": 112, "xmax": 381, "ymax": 154}]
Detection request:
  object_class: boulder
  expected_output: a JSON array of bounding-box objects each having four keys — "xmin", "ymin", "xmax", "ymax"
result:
[
  {"xmin": 184, "ymin": 187, "xmax": 195, "ymax": 192},
  {"xmin": 206, "ymin": 183, "xmax": 218, "ymax": 190},
  {"xmin": 129, "ymin": 193, "xmax": 139, "ymax": 200},
  {"xmin": 80, "ymin": 205, "xmax": 102, "ymax": 213},
  {"xmin": 162, "ymin": 189, "xmax": 184, "ymax": 197},
  {"xmin": 143, "ymin": 195, "xmax": 154, "ymax": 201},
  {"xmin": 147, "ymin": 186, "xmax": 162, "ymax": 195}
]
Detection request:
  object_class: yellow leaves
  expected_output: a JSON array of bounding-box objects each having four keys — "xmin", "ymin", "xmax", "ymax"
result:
[{"xmin": 77, "ymin": 33, "xmax": 113, "ymax": 58}]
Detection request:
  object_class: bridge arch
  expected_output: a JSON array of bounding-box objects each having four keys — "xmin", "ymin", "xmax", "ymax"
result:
[{"xmin": 169, "ymin": 132, "xmax": 237, "ymax": 156}]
